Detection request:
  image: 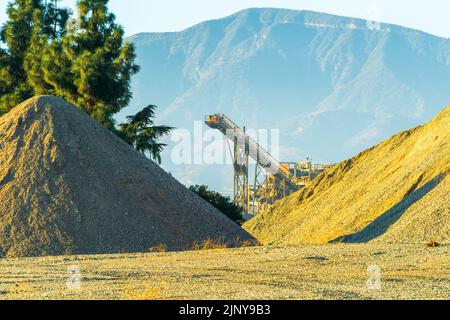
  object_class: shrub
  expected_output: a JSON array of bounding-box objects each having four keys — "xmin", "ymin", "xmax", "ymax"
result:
[
  {"xmin": 148, "ymin": 244, "xmax": 168, "ymax": 253},
  {"xmin": 189, "ymin": 185, "xmax": 243, "ymax": 223}
]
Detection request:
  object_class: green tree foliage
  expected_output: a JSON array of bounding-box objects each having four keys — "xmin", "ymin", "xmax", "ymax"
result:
[
  {"xmin": 0, "ymin": 0, "xmax": 69, "ymax": 113},
  {"xmin": 34, "ymin": 0, "xmax": 140, "ymax": 128},
  {"xmin": 189, "ymin": 185, "xmax": 243, "ymax": 224},
  {"xmin": 118, "ymin": 105, "xmax": 173, "ymax": 164},
  {"xmin": 1, "ymin": 0, "xmax": 172, "ymax": 164},
  {"xmin": 0, "ymin": 0, "xmax": 40, "ymax": 113},
  {"xmin": 1, "ymin": 0, "xmax": 139, "ymax": 129},
  {"xmin": 0, "ymin": 48, "xmax": 12, "ymax": 116},
  {"xmin": 24, "ymin": 1, "xmax": 70, "ymax": 97},
  {"xmin": 41, "ymin": 0, "xmax": 70, "ymax": 40}
]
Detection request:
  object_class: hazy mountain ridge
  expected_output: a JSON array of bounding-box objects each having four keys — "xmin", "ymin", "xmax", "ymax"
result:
[{"xmin": 120, "ymin": 8, "xmax": 450, "ymax": 191}]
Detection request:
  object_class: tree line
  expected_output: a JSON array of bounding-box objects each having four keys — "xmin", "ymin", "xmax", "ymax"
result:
[{"xmin": 0, "ymin": 0, "xmax": 171, "ymax": 163}]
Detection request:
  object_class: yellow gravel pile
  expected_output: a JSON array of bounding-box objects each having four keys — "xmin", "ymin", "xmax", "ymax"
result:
[{"xmin": 245, "ymin": 106, "xmax": 450, "ymax": 245}]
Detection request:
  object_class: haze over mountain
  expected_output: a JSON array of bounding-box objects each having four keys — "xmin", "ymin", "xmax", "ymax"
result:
[{"xmin": 118, "ymin": 8, "xmax": 450, "ymax": 192}]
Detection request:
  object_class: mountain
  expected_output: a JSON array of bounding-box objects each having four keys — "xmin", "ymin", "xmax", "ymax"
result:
[
  {"xmin": 0, "ymin": 96, "xmax": 254, "ymax": 258},
  {"xmin": 118, "ymin": 8, "xmax": 450, "ymax": 192},
  {"xmin": 244, "ymin": 105, "xmax": 450, "ymax": 245}
]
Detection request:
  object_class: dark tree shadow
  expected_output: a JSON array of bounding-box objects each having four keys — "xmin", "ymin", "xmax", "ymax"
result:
[{"xmin": 332, "ymin": 172, "xmax": 447, "ymax": 243}]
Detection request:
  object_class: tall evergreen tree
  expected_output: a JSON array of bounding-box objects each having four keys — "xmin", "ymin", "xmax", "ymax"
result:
[
  {"xmin": 118, "ymin": 105, "xmax": 173, "ymax": 164},
  {"xmin": 0, "ymin": 0, "xmax": 40, "ymax": 113},
  {"xmin": 38, "ymin": 0, "xmax": 140, "ymax": 128},
  {"xmin": 1, "ymin": 0, "xmax": 140, "ymax": 133},
  {"xmin": 0, "ymin": 0, "xmax": 69, "ymax": 113},
  {"xmin": 41, "ymin": 0, "xmax": 70, "ymax": 39},
  {"xmin": 24, "ymin": 0, "xmax": 69, "ymax": 95}
]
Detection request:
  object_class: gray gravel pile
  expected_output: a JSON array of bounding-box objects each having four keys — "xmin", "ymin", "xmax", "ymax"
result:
[{"xmin": 0, "ymin": 96, "xmax": 254, "ymax": 257}]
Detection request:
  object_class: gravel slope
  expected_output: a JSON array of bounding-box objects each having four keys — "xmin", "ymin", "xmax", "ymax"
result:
[
  {"xmin": 244, "ymin": 106, "xmax": 450, "ymax": 245},
  {"xmin": 0, "ymin": 96, "xmax": 254, "ymax": 257}
]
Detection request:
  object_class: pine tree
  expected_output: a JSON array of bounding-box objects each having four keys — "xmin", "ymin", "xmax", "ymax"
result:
[
  {"xmin": 0, "ymin": 0, "xmax": 69, "ymax": 113},
  {"xmin": 1, "ymin": 0, "xmax": 139, "ymax": 130},
  {"xmin": 0, "ymin": 0, "xmax": 41, "ymax": 113},
  {"xmin": 0, "ymin": 49, "xmax": 10, "ymax": 115},
  {"xmin": 41, "ymin": 0, "xmax": 70, "ymax": 39},
  {"xmin": 39, "ymin": 0, "xmax": 140, "ymax": 128},
  {"xmin": 118, "ymin": 105, "xmax": 173, "ymax": 164},
  {"xmin": 24, "ymin": 0, "xmax": 69, "ymax": 95}
]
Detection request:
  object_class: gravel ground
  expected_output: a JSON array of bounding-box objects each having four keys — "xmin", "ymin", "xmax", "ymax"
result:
[{"xmin": 0, "ymin": 244, "xmax": 448, "ymax": 300}]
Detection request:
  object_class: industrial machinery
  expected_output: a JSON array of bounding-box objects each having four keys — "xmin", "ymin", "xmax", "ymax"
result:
[{"xmin": 205, "ymin": 114, "xmax": 332, "ymax": 215}]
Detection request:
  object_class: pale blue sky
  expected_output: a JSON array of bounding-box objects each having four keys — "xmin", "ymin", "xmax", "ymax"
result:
[{"xmin": 0, "ymin": 0, "xmax": 449, "ymax": 38}]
